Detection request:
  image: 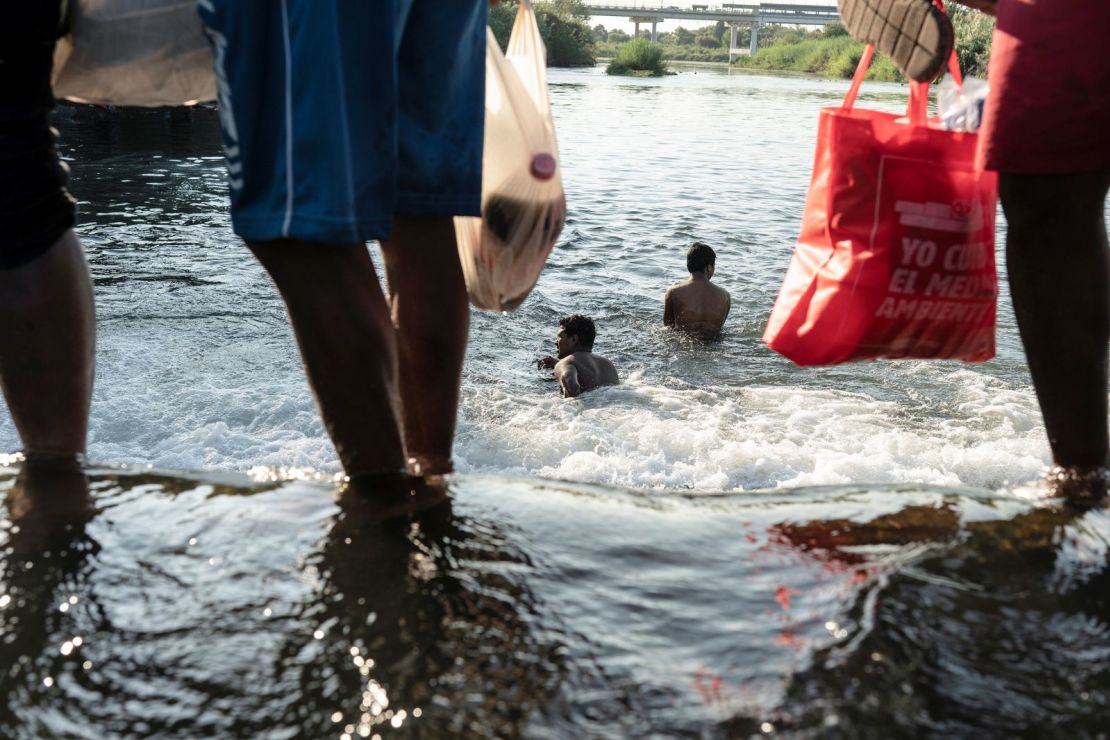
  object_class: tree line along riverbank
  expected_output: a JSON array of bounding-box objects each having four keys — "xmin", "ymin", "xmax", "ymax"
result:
[
  {"xmin": 489, "ymin": 1, "xmax": 993, "ymax": 82},
  {"xmin": 729, "ymin": 7, "xmax": 994, "ymax": 80}
]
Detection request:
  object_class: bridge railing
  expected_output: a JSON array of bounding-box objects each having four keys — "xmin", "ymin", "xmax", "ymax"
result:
[
  {"xmin": 585, "ymin": 2, "xmax": 837, "ymax": 9},
  {"xmin": 585, "ymin": 3, "xmax": 839, "ymax": 18},
  {"xmin": 583, "ymin": 2, "xmax": 841, "ymax": 29}
]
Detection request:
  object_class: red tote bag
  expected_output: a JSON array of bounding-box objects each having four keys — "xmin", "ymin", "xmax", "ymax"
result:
[{"xmin": 763, "ymin": 45, "xmax": 999, "ymax": 366}]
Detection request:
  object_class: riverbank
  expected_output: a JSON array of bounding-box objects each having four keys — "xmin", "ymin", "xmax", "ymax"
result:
[
  {"xmin": 733, "ymin": 34, "xmax": 904, "ymax": 80},
  {"xmin": 598, "ymin": 40, "xmax": 729, "ymax": 65},
  {"xmin": 595, "ymin": 8, "xmax": 993, "ymax": 81},
  {"xmin": 598, "ymin": 34, "xmax": 902, "ymax": 81}
]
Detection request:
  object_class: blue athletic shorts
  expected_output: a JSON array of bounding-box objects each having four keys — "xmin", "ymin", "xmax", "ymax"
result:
[{"xmin": 197, "ymin": 0, "xmax": 487, "ymax": 245}]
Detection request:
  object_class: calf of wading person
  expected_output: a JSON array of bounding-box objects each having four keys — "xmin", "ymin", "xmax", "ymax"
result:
[
  {"xmin": 538, "ymin": 315, "xmax": 619, "ymax": 398},
  {"xmin": 0, "ymin": 3, "xmax": 96, "ymax": 471},
  {"xmin": 664, "ymin": 241, "xmax": 731, "ymax": 337},
  {"xmin": 967, "ymin": 0, "xmax": 1110, "ymax": 503},
  {"xmin": 198, "ymin": 1, "xmax": 489, "ymax": 479}
]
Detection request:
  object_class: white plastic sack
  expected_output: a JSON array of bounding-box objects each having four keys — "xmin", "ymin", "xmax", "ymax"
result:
[
  {"xmin": 455, "ymin": 0, "xmax": 566, "ymax": 312},
  {"xmin": 936, "ymin": 73, "xmax": 989, "ymax": 133},
  {"xmin": 51, "ymin": 0, "xmax": 215, "ymax": 107}
]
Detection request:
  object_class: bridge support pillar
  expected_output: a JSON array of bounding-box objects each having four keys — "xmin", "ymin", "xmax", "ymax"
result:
[
  {"xmin": 633, "ymin": 20, "xmax": 640, "ymax": 39},
  {"xmin": 728, "ymin": 24, "xmax": 739, "ymax": 63},
  {"xmin": 651, "ymin": 20, "xmax": 657, "ymax": 42},
  {"xmin": 750, "ymin": 23, "xmax": 761, "ymax": 55}
]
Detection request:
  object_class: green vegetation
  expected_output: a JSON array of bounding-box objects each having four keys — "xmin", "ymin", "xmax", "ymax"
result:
[
  {"xmin": 597, "ymin": 23, "xmax": 730, "ymax": 63},
  {"xmin": 733, "ymin": 26, "xmax": 903, "ymax": 81},
  {"xmin": 950, "ymin": 5, "xmax": 995, "ymax": 78},
  {"xmin": 489, "ymin": 0, "xmax": 596, "ymax": 67},
  {"xmin": 487, "ymin": 3, "xmax": 994, "ymax": 76},
  {"xmin": 606, "ymin": 38, "xmax": 668, "ymax": 76},
  {"xmin": 599, "ymin": 39, "xmax": 729, "ymax": 63},
  {"xmin": 488, "ymin": 3, "xmax": 514, "ymax": 46},
  {"xmin": 596, "ymin": 21, "xmax": 854, "ymax": 65},
  {"xmin": 733, "ymin": 13, "xmax": 994, "ymax": 81},
  {"xmin": 591, "ymin": 9, "xmax": 994, "ymax": 80}
]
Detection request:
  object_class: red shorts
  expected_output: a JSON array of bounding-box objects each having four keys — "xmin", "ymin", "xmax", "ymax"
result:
[{"xmin": 978, "ymin": 0, "xmax": 1110, "ymax": 173}]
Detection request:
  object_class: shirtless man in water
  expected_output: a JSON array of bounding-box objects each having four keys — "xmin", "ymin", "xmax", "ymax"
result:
[
  {"xmin": 538, "ymin": 314, "xmax": 619, "ymax": 398},
  {"xmin": 664, "ymin": 242, "xmax": 730, "ymax": 336}
]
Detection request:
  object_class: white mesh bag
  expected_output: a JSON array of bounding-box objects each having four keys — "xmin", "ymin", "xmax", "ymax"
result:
[
  {"xmin": 455, "ymin": 0, "xmax": 566, "ymax": 312},
  {"xmin": 52, "ymin": 0, "xmax": 215, "ymax": 107}
]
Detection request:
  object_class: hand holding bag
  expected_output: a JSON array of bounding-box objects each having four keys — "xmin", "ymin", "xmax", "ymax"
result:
[
  {"xmin": 455, "ymin": 0, "xmax": 566, "ymax": 312},
  {"xmin": 763, "ymin": 43, "xmax": 999, "ymax": 365}
]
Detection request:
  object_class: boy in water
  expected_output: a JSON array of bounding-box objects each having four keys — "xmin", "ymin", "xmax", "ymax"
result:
[
  {"xmin": 664, "ymin": 241, "xmax": 731, "ymax": 336},
  {"xmin": 538, "ymin": 315, "xmax": 619, "ymax": 398}
]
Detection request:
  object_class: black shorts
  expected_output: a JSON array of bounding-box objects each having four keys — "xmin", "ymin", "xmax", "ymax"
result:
[{"xmin": 0, "ymin": 2, "xmax": 77, "ymax": 270}]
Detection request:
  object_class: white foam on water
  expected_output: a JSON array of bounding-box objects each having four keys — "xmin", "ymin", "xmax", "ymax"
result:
[
  {"xmin": 454, "ymin": 368, "xmax": 1052, "ymax": 492},
  {"xmin": 0, "ymin": 357, "xmax": 1058, "ymax": 491},
  {"xmin": 0, "ymin": 345, "xmax": 342, "ymax": 475}
]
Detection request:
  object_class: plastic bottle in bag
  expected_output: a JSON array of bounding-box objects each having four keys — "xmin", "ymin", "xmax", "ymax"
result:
[
  {"xmin": 936, "ymin": 73, "xmax": 989, "ymax": 133},
  {"xmin": 455, "ymin": 1, "xmax": 566, "ymax": 312}
]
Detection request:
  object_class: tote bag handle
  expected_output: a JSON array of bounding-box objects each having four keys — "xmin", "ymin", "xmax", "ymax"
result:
[{"xmin": 839, "ymin": 0, "xmax": 963, "ymax": 124}]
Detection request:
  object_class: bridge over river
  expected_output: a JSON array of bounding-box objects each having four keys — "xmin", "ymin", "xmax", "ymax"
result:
[{"xmin": 583, "ymin": 2, "xmax": 840, "ymax": 61}]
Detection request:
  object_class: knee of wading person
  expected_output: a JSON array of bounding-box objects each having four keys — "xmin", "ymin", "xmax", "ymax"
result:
[
  {"xmin": 1000, "ymin": 172, "xmax": 1110, "ymax": 241},
  {"xmin": 248, "ymin": 239, "xmax": 379, "ymax": 294},
  {"xmin": 381, "ymin": 218, "xmax": 468, "ymax": 326},
  {"xmin": 999, "ymin": 174, "xmax": 1058, "ymax": 235}
]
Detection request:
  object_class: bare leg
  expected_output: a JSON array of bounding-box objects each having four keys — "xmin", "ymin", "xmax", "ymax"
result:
[
  {"xmin": 0, "ymin": 229, "xmax": 95, "ymax": 459},
  {"xmin": 248, "ymin": 240, "xmax": 405, "ymax": 476},
  {"xmin": 379, "ymin": 216, "xmax": 469, "ymax": 475},
  {"xmin": 1001, "ymin": 171, "xmax": 1110, "ymax": 479}
]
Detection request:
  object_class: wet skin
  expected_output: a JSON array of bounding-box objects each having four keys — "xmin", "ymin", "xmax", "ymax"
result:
[
  {"xmin": 538, "ymin": 327, "xmax": 618, "ymax": 398},
  {"xmin": 0, "ymin": 231, "xmax": 95, "ymax": 459},
  {"xmin": 663, "ymin": 267, "xmax": 731, "ymax": 336},
  {"xmin": 248, "ymin": 215, "xmax": 467, "ymax": 479}
]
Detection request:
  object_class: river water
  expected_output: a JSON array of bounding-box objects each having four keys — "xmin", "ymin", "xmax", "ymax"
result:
[
  {"xmin": 2, "ymin": 64, "xmax": 1059, "ymax": 490},
  {"xmin": 2, "ymin": 64, "xmax": 1109, "ymax": 736}
]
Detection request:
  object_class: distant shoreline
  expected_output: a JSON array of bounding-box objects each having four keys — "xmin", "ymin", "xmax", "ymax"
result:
[
  {"xmin": 590, "ymin": 58, "xmax": 875, "ymax": 81},
  {"xmin": 596, "ymin": 56, "xmax": 731, "ymax": 69}
]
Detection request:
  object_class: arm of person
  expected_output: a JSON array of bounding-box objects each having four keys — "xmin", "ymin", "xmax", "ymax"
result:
[
  {"xmin": 663, "ymin": 288, "xmax": 676, "ymax": 327},
  {"xmin": 555, "ymin": 359, "xmax": 582, "ymax": 398},
  {"xmin": 537, "ymin": 355, "xmax": 557, "ymax": 369}
]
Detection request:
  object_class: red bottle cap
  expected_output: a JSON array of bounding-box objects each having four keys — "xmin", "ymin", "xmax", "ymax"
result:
[{"xmin": 530, "ymin": 153, "xmax": 556, "ymax": 180}]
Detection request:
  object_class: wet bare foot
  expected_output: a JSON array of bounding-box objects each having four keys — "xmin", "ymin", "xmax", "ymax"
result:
[
  {"xmin": 6, "ymin": 456, "xmax": 93, "ymax": 553},
  {"xmin": 407, "ymin": 454, "xmax": 454, "ymax": 477},
  {"xmin": 340, "ymin": 470, "xmax": 450, "ymax": 523},
  {"xmin": 1046, "ymin": 465, "xmax": 1109, "ymax": 509}
]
